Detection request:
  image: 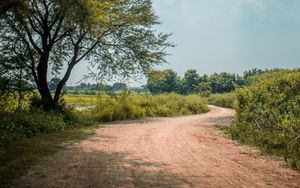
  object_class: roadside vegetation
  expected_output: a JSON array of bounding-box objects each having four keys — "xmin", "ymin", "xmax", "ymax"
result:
[
  {"xmin": 1, "ymin": 92, "xmax": 209, "ymax": 143},
  {"xmin": 208, "ymin": 93, "xmax": 235, "ymax": 108},
  {"xmin": 230, "ymin": 71, "xmax": 300, "ymax": 170},
  {"xmin": 91, "ymin": 92, "xmax": 209, "ymax": 122}
]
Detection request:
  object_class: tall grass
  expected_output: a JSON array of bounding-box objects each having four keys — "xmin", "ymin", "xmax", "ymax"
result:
[
  {"xmin": 0, "ymin": 110, "xmax": 94, "ymax": 143},
  {"xmin": 208, "ymin": 93, "xmax": 235, "ymax": 108},
  {"xmin": 92, "ymin": 92, "xmax": 209, "ymax": 122},
  {"xmin": 64, "ymin": 94, "xmax": 98, "ymax": 107},
  {"xmin": 0, "ymin": 92, "xmax": 33, "ymax": 112},
  {"xmin": 1, "ymin": 92, "xmax": 209, "ymax": 141}
]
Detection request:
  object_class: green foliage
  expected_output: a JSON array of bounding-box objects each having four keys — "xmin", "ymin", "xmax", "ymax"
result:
[
  {"xmin": 208, "ymin": 93, "xmax": 235, "ymax": 108},
  {"xmin": 146, "ymin": 68, "xmax": 299, "ymax": 96},
  {"xmin": 231, "ymin": 71, "xmax": 300, "ymax": 169},
  {"xmin": 0, "ymin": 92, "xmax": 33, "ymax": 112},
  {"xmin": 209, "ymin": 72, "xmax": 238, "ymax": 94},
  {"xmin": 147, "ymin": 69, "xmax": 180, "ymax": 94},
  {"xmin": 180, "ymin": 69, "xmax": 200, "ymax": 95},
  {"xmin": 0, "ymin": 93, "xmax": 94, "ymax": 143},
  {"xmin": 0, "ymin": 109, "xmax": 94, "ymax": 143},
  {"xmin": 0, "ymin": 110, "xmax": 66, "ymax": 141},
  {"xmin": 0, "ymin": 92, "xmax": 19, "ymax": 112},
  {"xmin": 147, "ymin": 69, "xmax": 244, "ymax": 95},
  {"xmin": 197, "ymin": 82, "xmax": 212, "ymax": 97},
  {"xmin": 93, "ymin": 91, "xmax": 209, "ymax": 122}
]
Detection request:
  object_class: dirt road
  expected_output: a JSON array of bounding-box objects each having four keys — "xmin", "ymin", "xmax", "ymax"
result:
[{"xmin": 14, "ymin": 106, "xmax": 300, "ymax": 187}]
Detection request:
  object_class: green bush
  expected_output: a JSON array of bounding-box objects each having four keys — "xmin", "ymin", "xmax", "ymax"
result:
[
  {"xmin": 0, "ymin": 93, "xmax": 94, "ymax": 143},
  {"xmin": 0, "ymin": 110, "xmax": 66, "ymax": 141},
  {"xmin": 0, "ymin": 92, "xmax": 33, "ymax": 112},
  {"xmin": 0, "ymin": 110, "xmax": 94, "ymax": 143},
  {"xmin": 92, "ymin": 91, "xmax": 209, "ymax": 122},
  {"xmin": 208, "ymin": 93, "xmax": 235, "ymax": 108},
  {"xmin": 231, "ymin": 71, "xmax": 300, "ymax": 169}
]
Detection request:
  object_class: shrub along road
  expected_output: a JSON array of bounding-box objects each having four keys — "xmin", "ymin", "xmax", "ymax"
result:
[{"xmin": 13, "ymin": 106, "xmax": 300, "ymax": 187}]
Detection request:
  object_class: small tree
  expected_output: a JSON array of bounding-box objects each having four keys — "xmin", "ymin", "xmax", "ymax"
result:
[
  {"xmin": 0, "ymin": 0, "xmax": 172, "ymax": 110},
  {"xmin": 180, "ymin": 69, "xmax": 199, "ymax": 95},
  {"xmin": 147, "ymin": 70, "xmax": 165, "ymax": 94},
  {"xmin": 161, "ymin": 69, "xmax": 179, "ymax": 93},
  {"xmin": 197, "ymin": 82, "xmax": 212, "ymax": 97},
  {"xmin": 147, "ymin": 69, "xmax": 179, "ymax": 94},
  {"xmin": 209, "ymin": 72, "xmax": 236, "ymax": 94}
]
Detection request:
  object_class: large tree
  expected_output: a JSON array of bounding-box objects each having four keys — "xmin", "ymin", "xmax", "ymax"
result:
[{"xmin": 0, "ymin": 0, "xmax": 172, "ymax": 110}]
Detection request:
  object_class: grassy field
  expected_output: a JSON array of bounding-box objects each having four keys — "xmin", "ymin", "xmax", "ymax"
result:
[
  {"xmin": 91, "ymin": 92, "xmax": 209, "ymax": 122},
  {"xmin": 63, "ymin": 94, "xmax": 98, "ymax": 107}
]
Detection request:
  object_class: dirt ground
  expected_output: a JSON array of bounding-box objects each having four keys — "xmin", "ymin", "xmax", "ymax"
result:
[{"xmin": 13, "ymin": 106, "xmax": 300, "ymax": 188}]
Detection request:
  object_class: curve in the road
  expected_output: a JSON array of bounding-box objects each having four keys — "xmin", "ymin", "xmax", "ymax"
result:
[{"xmin": 14, "ymin": 106, "xmax": 300, "ymax": 188}]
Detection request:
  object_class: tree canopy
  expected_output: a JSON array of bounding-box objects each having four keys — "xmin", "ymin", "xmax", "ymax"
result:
[
  {"xmin": 147, "ymin": 69, "xmax": 179, "ymax": 94},
  {"xmin": 0, "ymin": 0, "xmax": 172, "ymax": 110},
  {"xmin": 146, "ymin": 68, "xmax": 290, "ymax": 95}
]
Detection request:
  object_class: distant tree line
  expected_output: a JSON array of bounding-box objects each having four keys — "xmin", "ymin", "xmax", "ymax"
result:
[
  {"xmin": 47, "ymin": 78, "xmax": 148, "ymax": 95},
  {"xmin": 1, "ymin": 68, "xmax": 298, "ymax": 98},
  {"xmin": 48, "ymin": 79, "xmax": 129, "ymax": 94},
  {"xmin": 146, "ymin": 68, "xmax": 297, "ymax": 96},
  {"xmin": 49, "ymin": 80, "xmax": 127, "ymax": 91}
]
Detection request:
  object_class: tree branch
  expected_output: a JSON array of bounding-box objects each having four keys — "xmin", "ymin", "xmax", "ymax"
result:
[
  {"xmin": 75, "ymin": 41, "xmax": 99, "ymax": 64},
  {"xmin": 50, "ymin": 16, "xmax": 70, "ymax": 46},
  {"xmin": 49, "ymin": 13, "xmax": 60, "ymax": 29},
  {"xmin": 28, "ymin": 17, "xmax": 42, "ymax": 35},
  {"xmin": 18, "ymin": 19, "xmax": 43, "ymax": 54},
  {"xmin": 31, "ymin": 0, "xmax": 45, "ymax": 23}
]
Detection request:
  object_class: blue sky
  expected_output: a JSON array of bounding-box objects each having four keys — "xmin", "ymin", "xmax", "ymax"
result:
[
  {"xmin": 152, "ymin": 0, "xmax": 300, "ymax": 76},
  {"xmin": 68, "ymin": 0, "xmax": 300, "ymax": 86}
]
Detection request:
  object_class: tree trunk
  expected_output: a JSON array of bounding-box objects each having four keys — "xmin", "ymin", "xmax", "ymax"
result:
[
  {"xmin": 54, "ymin": 63, "xmax": 75, "ymax": 104},
  {"xmin": 37, "ymin": 52, "xmax": 56, "ymax": 111}
]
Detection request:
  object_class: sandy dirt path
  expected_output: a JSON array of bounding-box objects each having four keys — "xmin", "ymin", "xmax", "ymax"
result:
[{"xmin": 14, "ymin": 106, "xmax": 300, "ymax": 188}]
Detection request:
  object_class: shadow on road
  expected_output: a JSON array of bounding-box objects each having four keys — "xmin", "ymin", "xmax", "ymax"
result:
[
  {"xmin": 200, "ymin": 115, "xmax": 235, "ymax": 126},
  {"xmin": 14, "ymin": 147, "xmax": 194, "ymax": 187}
]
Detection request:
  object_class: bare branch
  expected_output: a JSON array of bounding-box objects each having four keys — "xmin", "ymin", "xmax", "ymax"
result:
[{"xmin": 28, "ymin": 17, "xmax": 42, "ymax": 35}]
